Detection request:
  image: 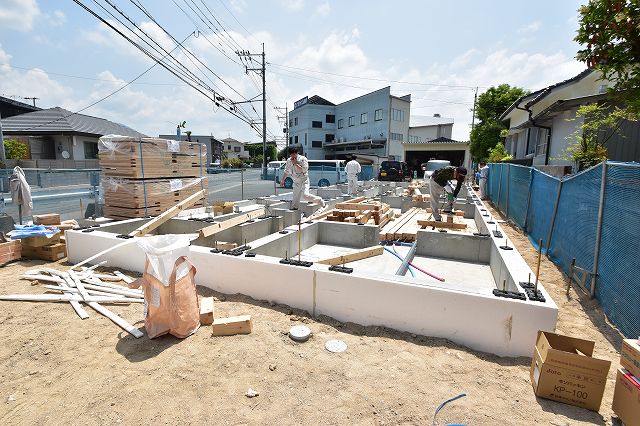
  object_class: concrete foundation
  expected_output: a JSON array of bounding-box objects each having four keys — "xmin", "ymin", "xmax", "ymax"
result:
[{"xmin": 66, "ymin": 182, "xmax": 557, "ymax": 357}]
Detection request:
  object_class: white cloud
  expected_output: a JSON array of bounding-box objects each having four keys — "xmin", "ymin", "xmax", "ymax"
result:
[
  {"xmin": 0, "ymin": 44, "xmax": 71, "ymax": 104},
  {"xmin": 281, "ymin": 0, "xmax": 304, "ymax": 11},
  {"xmin": 229, "ymin": 0, "xmax": 247, "ymax": 13},
  {"xmin": 518, "ymin": 21, "xmax": 541, "ymax": 34},
  {"xmin": 49, "ymin": 10, "xmax": 66, "ymax": 27},
  {"xmin": 0, "ymin": 0, "xmax": 40, "ymax": 31},
  {"xmin": 316, "ymin": 2, "xmax": 331, "ymax": 17}
]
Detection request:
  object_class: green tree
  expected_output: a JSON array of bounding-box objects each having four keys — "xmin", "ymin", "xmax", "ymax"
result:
[
  {"xmin": 572, "ymin": 0, "xmax": 640, "ymax": 166},
  {"xmin": 4, "ymin": 139, "xmax": 29, "ymax": 160},
  {"xmin": 487, "ymin": 142, "xmax": 513, "ymax": 163},
  {"xmin": 469, "ymin": 84, "xmax": 529, "ymax": 161}
]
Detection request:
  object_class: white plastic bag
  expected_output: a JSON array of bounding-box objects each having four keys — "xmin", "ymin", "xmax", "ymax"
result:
[{"xmin": 136, "ymin": 234, "xmax": 193, "ymax": 286}]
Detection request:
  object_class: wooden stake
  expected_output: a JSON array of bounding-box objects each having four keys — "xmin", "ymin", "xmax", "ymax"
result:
[
  {"xmin": 535, "ymin": 239, "xmax": 542, "ymax": 293},
  {"xmin": 317, "ymin": 246, "xmax": 384, "ymax": 266}
]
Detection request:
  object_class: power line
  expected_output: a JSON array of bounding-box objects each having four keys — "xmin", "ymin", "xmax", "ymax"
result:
[{"xmin": 268, "ymin": 62, "xmax": 488, "ymax": 90}]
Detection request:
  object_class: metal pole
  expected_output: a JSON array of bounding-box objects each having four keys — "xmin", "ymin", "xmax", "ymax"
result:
[
  {"xmin": 496, "ymin": 164, "xmax": 503, "ymax": 209},
  {"xmin": 261, "ymin": 43, "xmax": 267, "ymax": 180},
  {"xmin": 395, "ymin": 241, "xmax": 417, "ymax": 276},
  {"xmin": 545, "ymin": 179, "xmax": 564, "ymax": 253},
  {"xmin": 0, "ymin": 110, "xmax": 6, "ymax": 161},
  {"xmin": 590, "ymin": 161, "xmax": 608, "ymax": 298},
  {"xmin": 241, "ymin": 168, "xmax": 244, "ymax": 200},
  {"xmin": 523, "ymin": 167, "xmax": 534, "ymax": 232}
]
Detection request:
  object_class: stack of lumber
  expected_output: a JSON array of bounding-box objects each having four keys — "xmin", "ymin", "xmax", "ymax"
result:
[
  {"xmin": 33, "ymin": 214, "xmax": 79, "ymax": 232},
  {"xmin": 380, "ymin": 208, "xmax": 466, "ymax": 241},
  {"xmin": 0, "ymin": 238, "xmax": 21, "ymax": 266},
  {"xmin": 0, "ymin": 265, "xmax": 144, "ymax": 338},
  {"xmin": 212, "ymin": 201, "xmax": 235, "ymax": 216},
  {"xmin": 20, "ymin": 231, "xmax": 67, "ymax": 262},
  {"xmin": 318, "ymin": 197, "xmax": 395, "ymax": 227},
  {"xmin": 403, "ymin": 182, "xmax": 430, "ymax": 202},
  {"xmin": 99, "ymin": 137, "xmax": 207, "ymax": 219}
]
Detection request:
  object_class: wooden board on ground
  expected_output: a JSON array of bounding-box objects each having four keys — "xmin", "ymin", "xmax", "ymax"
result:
[
  {"xmin": 0, "ymin": 240, "xmax": 21, "ymax": 265},
  {"xmin": 199, "ymin": 297, "xmax": 214, "ymax": 325},
  {"xmin": 33, "ymin": 214, "xmax": 60, "ymax": 225},
  {"xmin": 21, "ymin": 242, "xmax": 67, "ymax": 261},
  {"xmin": 417, "ymin": 219, "xmax": 468, "ymax": 230},
  {"xmin": 317, "ymin": 246, "xmax": 384, "ymax": 266},
  {"xmin": 211, "ymin": 315, "xmax": 252, "ymax": 336}
]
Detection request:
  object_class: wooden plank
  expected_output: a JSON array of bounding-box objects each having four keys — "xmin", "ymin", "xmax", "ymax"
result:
[
  {"xmin": 417, "ymin": 219, "xmax": 467, "ymax": 229},
  {"xmin": 57, "ymin": 276, "xmax": 90, "ymax": 320},
  {"xmin": 317, "ymin": 246, "xmax": 384, "ymax": 266},
  {"xmin": 199, "ymin": 297, "xmax": 214, "ymax": 325},
  {"xmin": 129, "ymin": 189, "xmax": 206, "ymax": 237},
  {"xmin": 70, "ymin": 240, "xmax": 136, "ymax": 271},
  {"xmin": 86, "ymin": 301, "xmax": 144, "ymax": 338},
  {"xmin": 343, "ymin": 196, "xmax": 366, "ymax": 204},
  {"xmin": 0, "ymin": 294, "xmax": 142, "ymax": 303},
  {"xmin": 211, "ymin": 315, "xmax": 252, "ymax": 336},
  {"xmin": 334, "ymin": 202, "xmax": 381, "ymax": 211},
  {"xmin": 199, "ymin": 208, "xmax": 266, "ymax": 239},
  {"xmin": 33, "ymin": 214, "xmax": 60, "ymax": 225},
  {"xmin": 114, "ymin": 271, "xmax": 134, "ymax": 284}
]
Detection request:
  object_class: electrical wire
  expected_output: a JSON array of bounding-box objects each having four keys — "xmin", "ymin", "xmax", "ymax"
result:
[{"xmin": 383, "ymin": 247, "xmax": 416, "ymax": 278}]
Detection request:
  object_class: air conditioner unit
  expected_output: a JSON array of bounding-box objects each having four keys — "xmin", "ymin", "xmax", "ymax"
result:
[{"xmin": 339, "ymin": 137, "xmax": 344, "ymax": 142}]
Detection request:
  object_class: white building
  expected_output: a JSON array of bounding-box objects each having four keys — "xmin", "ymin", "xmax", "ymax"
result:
[
  {"xmin": 288, "ymin": 87, "xmax": 469, "ymax": 171},
  {"xmin": 220, "ymin": 137, "xmax": 250, "ymax": 160}
]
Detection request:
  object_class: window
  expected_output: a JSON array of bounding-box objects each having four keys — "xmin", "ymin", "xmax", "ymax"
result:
[
  {"xmin": 325, "ymin": 134, "xmax": 334, "ymax": 143},
  {"xmin": 312, "ymin": 141, "xmax": 322, "ymax": 148},
  {"xmin": 408, "ymin": 135, "xmax": 421, "ymax": 143},
  {"xmin": 294, "ymin": 135, "xmax": 299, "ymax": 144},
  {"xmin": 289, "ymin": 119, "xmax": 293, "ymax": 127},
  {"xmin": 227, "ymin": 145, "xmax": 231, "ymax": 150},
  {"xmin": 390, "ymin": 132, "xmax": 403, "ymax": 141},
  {"xmin": 294, "ymin": 117, "xmax": 298, "ymax": 126},
  {"xmin": 312, "ymin": 120, "xmax": 322, "ymax": 128},
  {"xmin": 374, "ymin": 109, "xmax": 383, "ymax": 121},
  {"xmin": 526, "ymin": 128, "xmax": 537, "ymax": 155},
  {"xmin": 348, "ymin": 116, "xmax": 355, "ymax": 126},
  {"xmin": 392, "ymin": 108, "xmax": 404, "ymax": 122},
  {"xmin": 234, "ymin": 146, "xmax": 241, "ymax": 152},
  {"xmin": 325, "ymin": 114, "xmax": 335, "ymax": 123},
  {"xmin": 84, "ymin": 141, "xmax": 98, "ymax": 159},
  {"xmin": 535, "ymin": 128, "xmax": 549, "ymax": 156},
  {"xmin": 304, "ymin": 133, "xmax": 307, "ymax": 146},
  {"xmin": 361, "ymin": 113, "xmax": 368, "ymax": 124},
  {"xmin": 338, "ymin": 119, "xmax": 344, "ymax": 129},
  {"xmin": 289, "ymin": 136, "xmax": 293, "ymax": 145}
]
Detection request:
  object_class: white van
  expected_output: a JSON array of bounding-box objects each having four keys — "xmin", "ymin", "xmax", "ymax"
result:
[
  {"xmin": 265, "ymin": 161, "xmax": 285, "ymax": 180},
  {"xmin": 275, "ymin": 160, "xmax": 346, "ymax": 188}
]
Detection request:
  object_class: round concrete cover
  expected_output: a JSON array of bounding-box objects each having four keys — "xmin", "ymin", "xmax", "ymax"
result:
[
  {"xmin": 289, "ymin": 325, "xmax": 311, "ymax": 342},
  {"xmin": 325, "ymin": 339, "xmax": 347, "ymax": 353}
]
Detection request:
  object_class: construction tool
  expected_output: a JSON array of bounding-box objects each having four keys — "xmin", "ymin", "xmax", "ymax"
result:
[{"xmin": 535, "ymin": 238, "xmax": 542, "ymax": 293}]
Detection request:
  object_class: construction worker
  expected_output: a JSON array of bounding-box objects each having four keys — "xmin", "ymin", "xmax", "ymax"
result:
[
  {"xmin": 429, "ymin": 166, "xmax": 467, "ymax": 221},
  {"xmin": 479, "ymin": 162, "xmax": 489, "ymax": 200},
  {"xmin": 281, "ymin": 147, "xmax": 326, "ymax": 210},
  {"xmin": 345, "ymin": 155, "xmax": 361, "ymax": 195}
]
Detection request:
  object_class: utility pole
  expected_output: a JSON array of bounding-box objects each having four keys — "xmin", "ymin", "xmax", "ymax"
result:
[
  {"xmin": 471, "ymin": 86, "xmax": 478, "ymax": 131},
  {"xmin": 275, "ymin": 103, "xmax": 289, "ymax": 153},
  {"xmin": 0, "ymin": 111, "xmax": 5, "ymax": 161},
  {"xmin": 237, "ymin": 44, "xmax": 267, "ymax": 178}
]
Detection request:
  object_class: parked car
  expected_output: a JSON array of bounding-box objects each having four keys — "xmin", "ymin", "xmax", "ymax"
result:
[
  {"xmin": 275, "ymin": 160, "xmax": 346, "ymax": 188},
  {"xmin": 378, "ymin": 161, "xmax": 411, "ymax": 182},
  {"xmin": 264, "ymin": 160, "xmax": 285, "ymax": 180},
  {"xmin": 422, "ymin": 159, "xmax": 451, "ymax": 180}
]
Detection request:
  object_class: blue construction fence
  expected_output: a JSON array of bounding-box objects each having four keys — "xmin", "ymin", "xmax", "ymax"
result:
[{"xmin": 487, "ymin": 161, "xmax": 640, "ymax": 339}]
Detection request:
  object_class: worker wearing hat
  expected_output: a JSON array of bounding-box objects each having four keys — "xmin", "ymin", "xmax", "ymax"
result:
[{"xmin": 428, "ymin": 166, "xmax": 467, "ymax": 221}]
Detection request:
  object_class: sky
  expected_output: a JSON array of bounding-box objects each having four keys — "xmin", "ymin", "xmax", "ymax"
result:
[{"xmin": 0, "ymin": 0, "xmax": 587, "ymax": 144}]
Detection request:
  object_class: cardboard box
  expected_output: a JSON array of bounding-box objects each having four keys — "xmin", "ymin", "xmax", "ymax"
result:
[
  {"xmin": 612, "ymin": 368, "xmax": 640, "ymax": 426},
  {"xmin": 33, "ymin": 214, "xmax": 61, "ymax": 226},
  {"xmin": 621, "ymin": 339, "xmax": 640, "ymax": 379},
  {"xmin": 530, "ymin": 331, "xmax": 611, "ymax": 411},
  {"xmin": 21, "ymin": 232, "xmax": 60, "ymax": 248},
  {"xmin": 0, "ymin": 240, "xmax": 21, "ymax": 265},
  {"xmin": 21, "ymin": 242, "xmax": 67, "ymax": 261}
]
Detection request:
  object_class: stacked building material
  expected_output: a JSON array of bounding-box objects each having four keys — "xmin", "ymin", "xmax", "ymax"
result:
[
  {"xmin": 20, "ymin": 231, "xmax": 66, "ymax": 261},
  {"xmin": 316, "ymin": 197, "xmax": 395, "ymax": 227},
  {"xmin": 99, "ymin": 136, "xmax": 207, "ymax": 219}
]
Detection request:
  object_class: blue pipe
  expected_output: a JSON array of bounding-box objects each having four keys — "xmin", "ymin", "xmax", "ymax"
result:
[{"xmin": 383, "ymin": 247, "xmax": 416, "ymax": 277}]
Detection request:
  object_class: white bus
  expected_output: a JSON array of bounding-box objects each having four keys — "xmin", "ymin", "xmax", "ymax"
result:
[{"xmin": 275, "ymin": 160, "xmax": 346, "ymax": 188}]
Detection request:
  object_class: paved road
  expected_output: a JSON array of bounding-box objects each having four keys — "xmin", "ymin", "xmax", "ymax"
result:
[{"xmin": 206, "ymin": 169, "xmax": 289, "ymax": 202}]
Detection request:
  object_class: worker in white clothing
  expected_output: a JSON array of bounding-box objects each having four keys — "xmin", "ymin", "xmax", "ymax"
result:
[
  {"xmin": 479, "ymin": 162, "xmax": 489, "ymax": 200},
  {"xmin": 281, "ymin": 147, "xmax": 326, "ymax": 210},
  {"xmin": 345, "ymin": 155, "xmax": 361, "ymax": 195}
]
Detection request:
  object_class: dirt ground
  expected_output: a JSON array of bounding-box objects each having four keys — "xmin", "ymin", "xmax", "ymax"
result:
[{"xmin": 0, "ymin": 202, "xmax": 625, "ymax": 425}]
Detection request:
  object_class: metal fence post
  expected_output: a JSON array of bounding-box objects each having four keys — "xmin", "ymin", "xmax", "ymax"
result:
[
  {"xmin": 241, "ymin": 168, "xmax": 244, "ymax": 200},
  {"xmin": 523, "ymin": 167, "xmax": 534, "ymax": 233},
  {"xmin": 545, "ymin": 178, "xmax": 564, "ymax": 253},
  {"xmin": 590, "ymin": 161, "xmax": 608, "ymax": 298},
  {"xmin": 496, "ymin": 164, "xmax": 503, "ymax": 208},
  {"xmin": 506, "ymin": 164, "xmax": 511, "ymax": 218}
]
